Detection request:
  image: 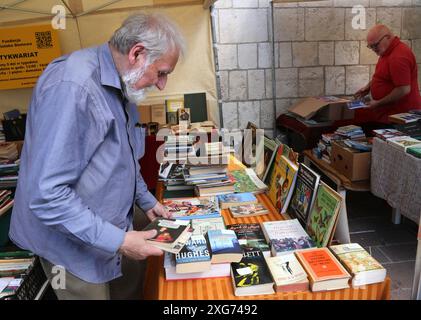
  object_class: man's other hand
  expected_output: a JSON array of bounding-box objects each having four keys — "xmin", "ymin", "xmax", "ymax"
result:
[
  {"xmin": 119, "ymin": 230, "xmax": 163, "ymax": 260},
  {"xmin": 145, "ymin": 202, "xmax": 172, "ymax": 221}
]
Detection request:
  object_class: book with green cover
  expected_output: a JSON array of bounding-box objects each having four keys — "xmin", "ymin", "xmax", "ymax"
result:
[
  {"xmin": 229, "ymin": 168, "xmax": 268, "ymax": 194},
  {"xmin": 306, "ymin": 182, "xmax": 342, "ymax": 247},
  {"xmin": 407, "ymin": 145, "xmax": 421, "ymax": 158}
]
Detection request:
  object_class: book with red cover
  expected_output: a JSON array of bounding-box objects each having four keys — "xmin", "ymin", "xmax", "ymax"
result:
[{"xmin": 295, "ymin": 247, "xmax": 351, "ymax": 292}]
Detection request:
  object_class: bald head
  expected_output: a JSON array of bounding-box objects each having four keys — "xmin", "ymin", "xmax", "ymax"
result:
[{"xmin": 366, "ymin": 24, "xmax": 395, "ymax": 56}]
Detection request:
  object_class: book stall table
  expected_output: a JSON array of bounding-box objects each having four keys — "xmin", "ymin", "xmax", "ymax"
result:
[
  {"xmin": 143, "ymin": 156, "xmax": 390, "ymax": 300},
  {"xmin": 302, "ymin": 150, "xmax": 370, "ymax": 245},
  {"xmin": 370, "ymin": 137, "xmax": 421, "ymax": 299}
]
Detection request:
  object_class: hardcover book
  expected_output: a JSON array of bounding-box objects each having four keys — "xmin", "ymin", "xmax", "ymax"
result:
[
  {"xmin": 407, "ymin": 145, "xmax": 421, "ymax": 158},
  {"xmin": 143, "ymin": 218, "xmax": 191, "ymax": 254},
  {"xmin": 295, "ymin": 247, "xmax": 351, "ymax": 292},
  {"xmin": 218, "ymin": 192, "xmax": 258, "ymax": 209},
  {"xmin": 286, "ymin": 163, "xmax": 320, "ymax": 225},
  {"xmin": 388, "ymin": 112, "xmax": 421, "ymax": 124},
  {"xmin": 267, "ymin": 152, "xmax": 299, "ymax": 215},
  {"xmin": 386, "ymin": 136, "xmax": 421, "ymax": 152},
  {"xmin": 206, "ymin": 229, "xmax": 243, "ymax": 264},
  {"xmin": 329, "ymin": 243, "xmax": 386, "ymax": 287},
  {"xmin": 306, "ymin": 182, "xmax": 342, "ymax": 247},
  {"xmin": 255, "ymin": 136, "xmax": 279, "ymax": 182},
  {"xmin": 175, "ymin": 234, "xmax": 211, "ymax": 274},
  {"xmin": 162, "ymin": 196, "xmax": 220, "ymax": 220},
  {"xmin": 165, "ymin": 99, "xmax": 184, "ymax": 125},
  {"xmin": 229, "ymin": 203, "xmax": 269, "ymax": 218},
  {"xmin": 261, "ymin": 219, "xmax": 315, "ymax": 257},
  {"xmin": 226, "ymin": 223, "xmax": 270, "ymax": 256},
  {"xmin": 230, "ymin": 248, "xmax": 275, "ymax": 296},
  {"xmin": 265, "ymin": 253, "xmax": 309, "ymax": 292}
]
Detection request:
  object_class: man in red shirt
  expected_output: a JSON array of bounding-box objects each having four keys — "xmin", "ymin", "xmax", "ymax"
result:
[{"xmin": 354, "ymin": 24, "xmax": 421, "ymax": 124}]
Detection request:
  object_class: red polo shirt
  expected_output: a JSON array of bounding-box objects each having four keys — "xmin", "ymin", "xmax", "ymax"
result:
[{"xmin": 355, "ymin": 37, "xmax": 421, "ymax": 123}]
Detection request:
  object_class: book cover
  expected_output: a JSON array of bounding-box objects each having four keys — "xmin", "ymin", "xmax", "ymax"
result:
[
  {"xmin": 165, "ymin": 99, "xmax": 184, "ymax": 125},
  {"xmin": 226, "ymin": 223, "xmax": 270, "ymax": 254},
  {"xmin": 265, "ymin": 253, "xmax": 309, "ymax": 291},
  {"xmin": 143, "ymin": 218, "xmax": 191, "ymax": 253},
  {"xmin": 230, "ymin": 168, "xmax": 268, "ymax": 194},
  {"xmin": 218, "ymin": 192, "xmax": 257, "ymax": 209},
  {"xmin": 372, "ymin": 129, "xmax": 405, "ymax": 141},
  {"xmin": 175, "ymin": 234, "xmax": 211, "ymax": 273},
  {"xmin": 267, "ymin": 152, "xmax": 298, "ymax": 215},
  {"xmin": 207, "ymin": 229, "xmax": 243, "ymax": 263},
  {"xmin": 229, "ymin": 203, "xmax": 269, "ymax": 218},
  {"xmin": 388, "ymin": 112, "xmax": 421, "ymax": 124},
  {"xmin": 295, "ymin": 247, "xmax": 351, "ymax": 283},
  {"xmin": 184, "ymin": 92, "xmax": 207, "ymax": 123},
  {"xmin": 329, "ymin": 243, "xmax": 386, "ymax": 286},
  {"xmin": 162, "ymin": 196, "xmax": 220, "ymax": 220},
  {"xmin": 387, "ymin": 136, "xmax": 421, "ymax": 151},
  {"xmin": 191, "ymin": 217, "xmax": 225, "ymax": 236},
  {"xmin": 287, "ymin": 163, "xmax": 320, "ymax": 225},
  {"xmin": 407, "ymin": 145, "xmax": 421, "ymax": 158},
  {"xmin": 306, "ymin": 182, "xmax": 342, "ymax": 247},
  {"xmin": 231, "ymin": 248, "xmax": 275, "ymax": 296},
  {"xmin": 255, "ymin": 136, "xmax": 279, "ymax": 182},
  {"xmin": 261, "ymin": 219, "xmax": 315, "ymax": 256}
]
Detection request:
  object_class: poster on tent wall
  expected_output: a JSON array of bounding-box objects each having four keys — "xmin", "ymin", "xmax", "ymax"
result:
[{"xmin": 0, "ymin": 24, "xmax": 61, "ymax": 90}]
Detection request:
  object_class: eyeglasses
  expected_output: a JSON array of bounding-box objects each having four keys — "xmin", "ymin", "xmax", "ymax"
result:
[{"xmin": 367, "ymin": 35, "xmax": 388, "ymax": 50}]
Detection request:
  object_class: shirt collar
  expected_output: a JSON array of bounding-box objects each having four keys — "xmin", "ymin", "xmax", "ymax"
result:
[
  {"xmin": 382, "ymin": 36, "xmax": 401, "ymax": 57},
  {"xmin": 98, "ymin": 43, "xmax": 122, "ymax": 90}
]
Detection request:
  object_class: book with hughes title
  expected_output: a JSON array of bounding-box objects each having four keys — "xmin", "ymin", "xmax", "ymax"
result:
[{"xmin": 175, "ymin": 234, "xmax": 211, "ymax": 273}]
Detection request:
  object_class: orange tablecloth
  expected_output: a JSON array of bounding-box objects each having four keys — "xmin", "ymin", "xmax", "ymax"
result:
[{"xmin": 143, "ymin": 157, "xmax": 391, "ymax": 300}]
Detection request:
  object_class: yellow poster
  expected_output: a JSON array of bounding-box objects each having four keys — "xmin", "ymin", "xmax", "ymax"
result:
[{"xmin": 0, "ymin": 24, "xmax": 61, "ymax": 90}]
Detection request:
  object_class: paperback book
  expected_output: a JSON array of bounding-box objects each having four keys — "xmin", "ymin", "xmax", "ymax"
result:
[
  {"xmin": 229, "ymin": 203, "xmax": 269, "ymax": 218},
  {"xmin": 226, "ymin": 223, "xmax": 270, "ymax": 256},
  {"xmin": 218, "ymin": 192, "xmax": 258, "ymax": 209},
  {"xmin": 175, "ymin": 234, "xmax": 211, "ymax": 274},
  {"xmin": 230, "ymin": 248, "xmax": 275, "ymax": 297},
  {"xmin": 230, "ymin": 168, "xmax": 268, "ymax": 194},
  {"xmin": 191, "ymin": 217, "xmax": 226, "ymax": 236},
  {"xmin": 206, "ymin": 229, "xmax": 243, "ymax": 264},
  {"xmin": 162, "ymin": 196, "xmax": 220, "ymax": 220}
]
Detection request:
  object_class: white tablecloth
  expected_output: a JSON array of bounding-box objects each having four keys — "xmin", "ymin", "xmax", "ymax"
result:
[{"xmin": 371, "ymin": 137, "xmax": 421, "ymax": 224}]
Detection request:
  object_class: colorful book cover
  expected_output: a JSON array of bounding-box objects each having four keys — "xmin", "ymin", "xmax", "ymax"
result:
[
  {"xmin": 267, "ymin": 153, "xmax": 298, "ymax": 214},
  {"xmin": 231, "ymin": 248, "xmax": 274, "ymax": 291},
  {"xmin": 295, "ymin": 247, "xmax": 350, "ymax": 282},
  {"xmin": 191, "ymin": 217, "xmax": 225, "ymax": 235},
  {"xmin": 226, "ymin": 223, "xmax": 270, "ymax": 254},
  {"xmin": 230, "ymin": 168, "xmax": 268, "ymax": 193},
  {"xmin": 255, "ymin": 136, "xmax": 279, "ymax": 182},
  {"xmin": 207, "ymin": 229, "xmax": 242, "ymax": 255},
  {"xmin": 162, "ymin": 196, "xmax": 220, "ymax": 220},
  {"xmin": 218, "ymin": 192, "xmax": 257, "ymax": 205},
  {"xmin": 287, "ymin": 163, "xmax": 320, "ymax": 225},
  {"xmin": 229, "ymin": 203, "xmax": 269, "ymax": 218},
  {"xmin": 143, "ymin": 218, "xmax": 189, "ymax": 244},
  {"xmin": 329, "ymin": 243, "xmax": 385, "ymax": 274},
  {"xmin": 306, "ymin": 182, "xmax": 342, "ymax": 247},
  {"xmin": 407, "ymin": 146, "xmax": 421, "ymax": 158},
  {"xmin": 261, "ymin": 219, "xmax": 315, "ymax": 256},
  {"xmin": 175, "ymin": 234, "xmax": 210, "ymax": 264}
]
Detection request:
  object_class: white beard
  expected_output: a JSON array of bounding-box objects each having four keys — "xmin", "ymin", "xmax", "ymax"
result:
[{"xmin": 121, "ymin": 65, "xmax": 152, "ymax": 105}]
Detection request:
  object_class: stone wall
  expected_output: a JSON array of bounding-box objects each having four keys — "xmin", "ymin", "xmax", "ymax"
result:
[{"xmin": 212, "ymin": 0, "xmax": 421, "ymax": 136}]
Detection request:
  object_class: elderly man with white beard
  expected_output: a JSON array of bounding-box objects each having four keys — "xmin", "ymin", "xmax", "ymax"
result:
[{"xmin": 9, "ymin": 13, "xmax": 185, "ymax": 300}]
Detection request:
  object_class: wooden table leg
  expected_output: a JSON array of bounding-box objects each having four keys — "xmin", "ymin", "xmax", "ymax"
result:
[{"xmin": 334, "ymin": 187, "xmax": 351, "ymax": 244}]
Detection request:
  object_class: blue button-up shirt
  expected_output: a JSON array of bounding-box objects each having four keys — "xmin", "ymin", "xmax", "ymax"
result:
[{"xmin": 9, "ymin": 43, "xmax": 157, "ymax": 283}]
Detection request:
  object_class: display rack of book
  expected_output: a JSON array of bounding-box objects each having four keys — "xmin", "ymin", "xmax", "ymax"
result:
[{"xmin": 144, "ymin": 155, "xmax": 391, "ymax": 300}]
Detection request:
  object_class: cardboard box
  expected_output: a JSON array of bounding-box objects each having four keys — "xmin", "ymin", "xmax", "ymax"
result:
[
  {"xmin": 331, "ymin": 140, "xmax": 371, "ymax": 181},
  {"xmin": 288, "ymin": 96, "xmax": 354, "ymax": 121}
]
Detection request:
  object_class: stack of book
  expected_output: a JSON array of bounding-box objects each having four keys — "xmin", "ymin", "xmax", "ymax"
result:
[
  {"xmin": 334, "ymin": 125, "xmax": 365, "ymax": 140},
  {"xmin": 0, "ymin": 142, "xmax": 18, "ymax": 162},
  {"xmin": 0, "ymin": 189, "xmax": 13, "ymax": 216},
  {"xmin": 388, "ymin": 112, "xmax": 421, "ymax": 124},
  {"xmin": 312, "ymin": 133, "xmax": 343, "ymax": 164},
  {"xmin": 158, "ymin": 163, "xmax": 191, "ymax": 191},
  {"xmin": 0, "ymin": 250, "xmax": 34, "ymax": 278},
  {"xmin": 163, "ymin": 135, "xmax": 196, "ymax": 163},
  {"xmin": 372, "ymin": 128, "xmax": 406, "ymax": 141},
  {"xmin": 162, "ymin": 196, "xmax": 221, "ymax": 220},
  {"xmin": 0, "ymin": 160, "xmax": 20, "ymax": 189},
  {"xmin": 386, "ymin": 136, "xmax": 421, "ymax": 152}
]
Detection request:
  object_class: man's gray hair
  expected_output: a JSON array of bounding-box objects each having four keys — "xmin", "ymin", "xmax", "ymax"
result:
[{"xmin": 110, "ymin": 13, "xmax": 186, "ymax": 63}]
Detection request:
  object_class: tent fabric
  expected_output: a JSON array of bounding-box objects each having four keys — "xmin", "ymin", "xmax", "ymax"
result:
[{"xmin": 0, "ymin": 0, "xmax": 219, "ymax": 125}]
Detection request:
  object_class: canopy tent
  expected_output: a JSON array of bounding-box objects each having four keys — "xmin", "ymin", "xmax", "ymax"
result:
[{"xmin": 0, "ymin": 0, "xmax": 220, "ymax": 124}]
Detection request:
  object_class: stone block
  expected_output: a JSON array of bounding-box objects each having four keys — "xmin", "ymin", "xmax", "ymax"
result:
[
  {"xmin": 238, "ymin": 43, "xmax": 258, "ymax": 69},
  {"xmin": 229, "ymin": 71, "xmax": 248, "ymax": 100},
  {"xmin": 258, "ymin": 43, "xmax": 272, "ymax": 68},
  {"xmin": 319, "ymin": 42, "xmax": 334, "ymax": 65},
  {"xmin": 402, "ymin": 8, "xmax": 421, "ymax": 39},
  {"xmin": 260, "ymin": 100, "xmax": 275, "ymax": 129},
  {"xmin": 334, "ymin": 0, "xmax": 369, "ymax": 6},
  {"xmin": 305, "ymin": 8, "xmax": 345, "ymax": 41},
  {"xmin": 413, "ymin": 40, "xmax": 421, "ymax": 64},
  {"xmin": 298, "ymin": 67, "xmax": 324, "ymax": 97},
  {"xmin": 214, "ymin": 0, "xmax": 232, "ymax": 9},
  {"xmin": 376, "ymin": 8, "xmax": 402, "ymax": 37},
  {"xmin": 370, "ymin": 0, "xmax": 411, "ymax": 6},
  {"xmin": 275, "ymin": 68, "xmax": 298, "ymax": 98},
  {"xmin": 276, "ymin": 99, "xmax": 292, "ymax": 117},
  {"xmin": 222, "ymin": 102, "xmax": 238, "ymax": 130},
  {"xmin": 217, "ymin": 44, "xmax": 237, "ymax": 70},
  {"xmin": 346, "ymin": 65, "xmax": 370, "ymax": 95},
  {"xmin": 279, "ymin": 42, "xmax": 292, "ymax": 67},
  {"xmin": 265, "ymin": 69, "xmax": 273, "ymax": 99},
  {"xmin": 219, "ymin": 9, "xmax": 268, "ymax": 43},
  {"xmin": 325, "ymin": 66, "xmax": 345, "ymax": 95},
  {"xmin": 248, "ymin": 70, "xmax": 266, "ymax": 99},
  {"xmin": 238, "ymin": 101, "xmax": 260, "ymax": 129},
  {"xmin": 292, "ymin": 42, "xmax": 318, "ymax": 67},
  {"xmin": 219, "ymin": 71, "xmax": 229, "ymax": 101},
  {"xmin": 232, "ymin": 0, "xmax": 258, "ymax": 8},
  {"xmin": 345, "ymin": 8, "xmax": 376, "ymax": 41},
  {"xmin": 335, "ymin": 41, "xmax": 360, "ymax": 65},
  {"xmin": 273, "ymin": 8, "xmax": 305, "ymax": 41}
]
